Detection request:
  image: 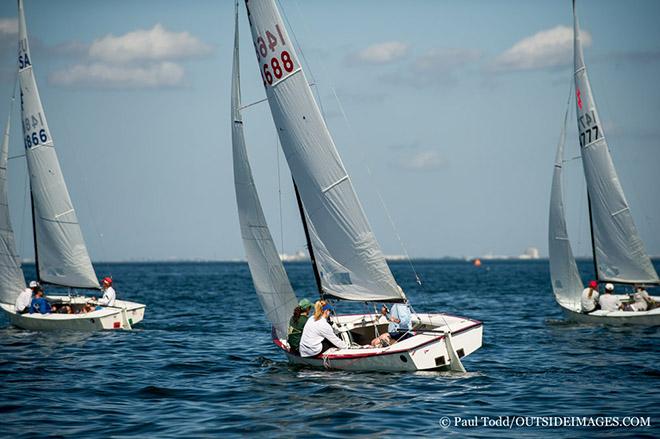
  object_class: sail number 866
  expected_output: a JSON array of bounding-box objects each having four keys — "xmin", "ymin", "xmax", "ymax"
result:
[
  {"xmin": 24, "ymin": 129, "xmax": 47, "ymax": 149},
  {"xmin": 262, "ymin": 51, "xmax": 294, "ymax": 85}
]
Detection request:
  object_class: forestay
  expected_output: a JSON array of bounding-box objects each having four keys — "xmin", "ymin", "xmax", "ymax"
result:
[
  {"xmin": 244, "ymin": 0, "xmax": 405, "ymax": 302},
  {"xmin": 0, "ymin": 109, "xmax": 26, "ymax": 304},
  {"xmin": 573, "ymin": 1, "xmax": 658, "ymax": 284},
  {"xmin": 232, "ymin": 2, "xmax": 297, "ymax": 340},
  {"xmin": 549, "ymin": 90, "xmax": 582, "ymax": 311},
  {"xmin": 18, "ymin": 0, "xmax": 99, "ymax": 289}
]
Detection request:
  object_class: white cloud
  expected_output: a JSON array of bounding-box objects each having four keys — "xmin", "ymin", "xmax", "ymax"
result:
[
  {"xmin": 48, "ymin": 24, "xmax": 211, "ymax": 88},
  {"xmin": 0, "ymin": 18, "xmax": 18, "ymax": 36},
  {"xmin": 349, "ymin": 41, "xmax": 409, "ymax": 65},
  {"xmin": 491, "ymin": 25, "xmax": 591, "ymax": 72},
  {"xmin": 0, "ymin": 18, "xmax": 18, "ymax": 51},
  {"xmin": 49, "ymin": 62, "xmax": 185, "ymax": 88},
  {"xmin": 89, "ymin": 23, "xmax": 212, "ymax": 64},
  {"xmin": 398, "ymin": 150, "xmax": 448, "ymax": 172}
]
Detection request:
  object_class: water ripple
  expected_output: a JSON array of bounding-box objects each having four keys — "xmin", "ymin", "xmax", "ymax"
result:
[{"xmin": 0, "ymin": 261, "xmax": 658, "ymax": 437}]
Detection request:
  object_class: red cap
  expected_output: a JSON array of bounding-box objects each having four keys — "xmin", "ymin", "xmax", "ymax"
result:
[
  {"xmin": 102, "ymin": 277, "xmax": 112, "ymax": 285},
  {"xmin": 589, "ymin": 280, "xmax": 597, "ymax": 289}
]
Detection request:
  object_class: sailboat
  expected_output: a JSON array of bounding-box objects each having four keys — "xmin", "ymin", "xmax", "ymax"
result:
[
  {"xmin": 232, "ymin": 0, "xmax": 482, "ymax": 371},
  {"xmin": 0, "ymin": 0, "xmax": 145, "ymax": 331},
  {"xmin": 548, "ymin": 0, "xmax": 659, "ymax": 324}
]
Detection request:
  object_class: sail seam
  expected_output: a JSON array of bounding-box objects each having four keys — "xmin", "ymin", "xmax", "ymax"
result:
[
  {"xmin": 40, "ymin": 217, "xmax": 79, "ymax": 225},
  {"xmin": 321, "ymin": 175, "xmax": 349, "ymax": 193}
]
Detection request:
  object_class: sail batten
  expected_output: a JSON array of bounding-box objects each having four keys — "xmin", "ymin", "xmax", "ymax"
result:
[
  {"xmin": 18, "ymin": 0, "xmax": 99, "ymax": 289},
  {"xmin": 573, "ymin": 1, "xmax": 659, "ymax": 284},
  {"xmin": 232, "ymin": 1, "xmax": 297, "ymax": 340},
  {"xmin": 244, "ymin": 0, "xmax": 405, "ymax": 302}
]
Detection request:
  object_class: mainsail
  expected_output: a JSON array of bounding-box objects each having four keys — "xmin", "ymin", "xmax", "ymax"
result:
[
  {"xmin": 18, "ymin": 0, "xmax": 99, "ymax": 289},
  {"xmin": 232, "ymin": 2, "xmax": 297, "ymax": 339},
  {"xmin": 549, "ymin": 90, "xmax": 583, "ymax": 311},
  {"xmin": 573, "ymin": 0, "xmax": 659, "ymax": 284},
  {"xmin": 0, "ymin": 108, "xmax": 26, "ymax": 305},
  {"xmin": 244, "ymin": 0, "xmax": 405, "ymax": 302}
]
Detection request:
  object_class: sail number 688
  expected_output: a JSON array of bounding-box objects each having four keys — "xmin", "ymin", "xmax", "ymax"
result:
[{"xmin": 262, "ymin": 51, "xmax": 294, "ymax": 85}]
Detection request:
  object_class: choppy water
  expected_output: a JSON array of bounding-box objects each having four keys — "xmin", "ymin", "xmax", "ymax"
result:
[{"xmin": 1, "ymin": 260, "xmax": 658, "ymax": 438}]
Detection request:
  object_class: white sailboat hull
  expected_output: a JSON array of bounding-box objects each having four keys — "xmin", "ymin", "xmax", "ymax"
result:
[
  {"xmin": 0, "ymin": 296, "xmax": 146, "ymax": 331},
  {"xmin": 275, "ymin": 313, "xmax": 482, "ymax": 372},
  {"xmin": 559, "ymin": 295, "xmax": 660, "ymax": 325}
]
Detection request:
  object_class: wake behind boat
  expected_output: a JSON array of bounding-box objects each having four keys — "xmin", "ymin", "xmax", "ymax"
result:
[
  {"xmin": 231, "ymin": 0, "xmax": 482, "ymax": 371},
  {"xmin": 0, "ymin": 0, "xmax": 145, "ymax": 331},
  {"xmin": 548, "ymin": 0, "xmax": 659, "ymax": 325}
]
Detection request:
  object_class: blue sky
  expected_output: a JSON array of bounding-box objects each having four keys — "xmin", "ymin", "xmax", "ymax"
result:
[{"xmin": 0, "ymin": 0, "xmax": 658, "ymax": 261}]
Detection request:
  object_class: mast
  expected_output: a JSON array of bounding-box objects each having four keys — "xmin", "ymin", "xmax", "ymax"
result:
[
  {"xmin": 29, "ymin": 190, "xmax": 39, "ymax": 282},
  {"xmin": 293, "ymin": 179, "xmax": 323, "ymax": 297},
  {"xmin": 586, "ymin": 193, "xmax": 598, "ymax": 283}
]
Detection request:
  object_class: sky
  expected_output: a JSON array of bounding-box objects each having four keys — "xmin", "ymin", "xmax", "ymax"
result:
[{"xmin": 0, "ymin": 0, "xmax": 658, "ymax": 262}]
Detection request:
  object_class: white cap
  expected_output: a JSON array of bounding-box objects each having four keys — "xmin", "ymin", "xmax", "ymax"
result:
[
  {"xmin": 605, "ymin": 283, "xmax": 614, "ymax": 291},
  {"xmin": 29, "ymin": 280, "xmax": 39, "ymax": 288}
]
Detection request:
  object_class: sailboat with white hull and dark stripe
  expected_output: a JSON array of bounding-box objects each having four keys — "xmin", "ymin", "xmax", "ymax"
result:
[
  {"xmin": 0, "ymin": 0, "xmax": 145, "ymax": 331},
  {"xmin": 548, "ymin": 0, "xmax": 659, "ymax": 324},
  {"xmin": 231, "ymin": 0, "xmax": 482, "ymax": 371}
]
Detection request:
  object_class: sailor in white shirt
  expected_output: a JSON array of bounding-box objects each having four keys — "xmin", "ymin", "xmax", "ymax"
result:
[
  {"xmin": 580, "ymin": 280, "xmax": 599, "ymax": 313},
  {"xmin": 15, "ymin": 281, "xmax": 39, "ymax": 314},
  {"xmin": 631, "ymin": 286, "xmax": 653, "ymax": 312},
  {"xmin": 299, "ymin": 302, "xmax": 348, "ymax": 357},
  {"xmin": 598, "ymin": 283, "xmax": 621, "ymax": 312},
  {"xmin": 98, "ymin": 277, "xmax": 116, "ymax": 307}
]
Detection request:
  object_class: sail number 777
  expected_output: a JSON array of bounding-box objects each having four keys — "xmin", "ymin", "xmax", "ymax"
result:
[{"xmin": 578, "ymin": 109, "xmax": 600, "ymax": 148}]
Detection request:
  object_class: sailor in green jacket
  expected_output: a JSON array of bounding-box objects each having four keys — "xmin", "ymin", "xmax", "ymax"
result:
[{"xmin": 288, "ymin": 298, "xmax": 312, "ymax": 355}]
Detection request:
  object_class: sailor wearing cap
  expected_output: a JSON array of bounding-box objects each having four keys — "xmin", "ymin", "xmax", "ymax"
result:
[
  {"xmin": 580, "ymin": 280, "xmax": 600, "ymax": 313},
  {"xmin": 97, "ymin": 277, "xmax": 116, "ymax": 307},
  {"xmin": 287, "ymin": 298, "xmax": 313, "ymax": 355},
  {"xmin": 14, "ymin": 280, "xmax": 40, "ymax": 314},
  {"xmin": 299, "ymin": 300, "xmax": 348, "ymax": 357},
  {"xmin": 598, "ymin": 283, "xmax": 622, "ymax": 312}
]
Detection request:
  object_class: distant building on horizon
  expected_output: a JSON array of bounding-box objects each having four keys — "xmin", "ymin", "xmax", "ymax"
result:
[
  {"xmin": 518, "ymin": 247, "xmax": 540, "ymax": 260},
  {"xmin": 279, "ymin": 250, "xmax": 309, "ymax": 262}
]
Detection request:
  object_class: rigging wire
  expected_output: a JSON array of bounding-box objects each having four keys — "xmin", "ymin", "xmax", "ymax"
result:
[
  {"xmin": 276, "ymin": 134, "xmax": 285, "ymax": 254},
  {"xmin": 280, "ymin": 0, "xmax": 422, "ymax": 287},
  {"xmin": 276, "ymin": 0, "xmax": 327, "ymax": 115},
  {"xmin": 58, "ymin": 107, "xmax": 110, "ymax": 277}
]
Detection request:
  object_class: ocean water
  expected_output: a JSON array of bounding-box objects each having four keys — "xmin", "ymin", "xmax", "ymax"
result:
[{"xmin": 1, "ymin": 260, "xmax": 658, "ymax": 438}]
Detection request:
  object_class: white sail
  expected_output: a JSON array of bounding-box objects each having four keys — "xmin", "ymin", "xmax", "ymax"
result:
[
  {"xmin": 18, "ymin": 0, "xmax": 99, "ymax": 289},
  {"xmin": 549, "ymin": 91, "xmax": 583, "ymax": 311},
  {"xmin": 244, "ymin": 0, "xmax": 405, "ymax": 302},
  {"xmin": 0, "ymin": 109, "xmax": 26, "ymax": 304},
  {"xmin": 573, "ymin": 1, "xmax": 658, "ymax": 284},
  {"xmin": 232, "ymin": 2, "xmax": 297, "ymax": 339}
]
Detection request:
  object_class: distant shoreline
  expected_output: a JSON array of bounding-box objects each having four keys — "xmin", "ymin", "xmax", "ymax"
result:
[{"xmin": 18, "ymin": 257, "xmax": 660, "ymax": 265}]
